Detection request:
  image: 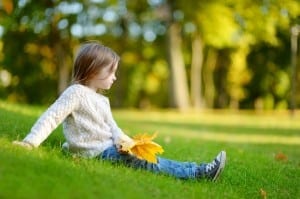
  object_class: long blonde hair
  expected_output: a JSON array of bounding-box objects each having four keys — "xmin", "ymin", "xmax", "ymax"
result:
[{"xmin": 72, "ymin": 42, "xmax": 120, "ymax": 85}]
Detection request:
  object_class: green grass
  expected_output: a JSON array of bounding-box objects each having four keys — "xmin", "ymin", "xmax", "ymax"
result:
[{"xmin": 0, "ymin": 100, "xmax": 299, "ymax": 199}]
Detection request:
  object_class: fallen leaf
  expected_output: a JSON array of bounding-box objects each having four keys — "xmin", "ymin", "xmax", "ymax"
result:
[
  {"xmin": 260, "ymin": 188, "xmax": 267, "ymax": 199},
  {"xmin": 275, "ymin": 152, "xmax": 288, "ymax": 161}
]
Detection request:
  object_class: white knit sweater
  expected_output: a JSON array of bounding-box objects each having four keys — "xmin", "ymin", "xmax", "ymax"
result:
[{"xmin": 23, "ymin": 84, "xmax": 132, "ymax": 157}]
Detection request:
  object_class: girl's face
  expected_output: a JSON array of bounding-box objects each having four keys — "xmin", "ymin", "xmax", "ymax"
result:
[{"xmin": 87, "ymin": 62, "xmax": 118, "ymax": 91}]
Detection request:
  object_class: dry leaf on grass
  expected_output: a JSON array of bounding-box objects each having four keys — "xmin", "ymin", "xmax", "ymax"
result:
[
  {"xmin": 275, "ymin": 152, "xmax": 288, "ymax": 161},
  {"xmin": 260, "ymin": 188, "xmax": 267, "ymax": 199}
]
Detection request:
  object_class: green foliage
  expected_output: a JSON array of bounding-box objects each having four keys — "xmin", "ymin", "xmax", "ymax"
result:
[
  {"xmin": 197, "ymin": 3, "xmax": 240, "ymax": 48},
  {"xmin": 244, "ymin": 30, "xmax": 292, "ymax": 109},
  {"xmin": 227, "ymin": 46, "xmax": 252, "ymax": 107}
]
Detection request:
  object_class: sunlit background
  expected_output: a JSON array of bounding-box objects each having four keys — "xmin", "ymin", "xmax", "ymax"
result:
[{"xmin": 0, "ymin": 0, "xmax": 300, "ymax": 111}]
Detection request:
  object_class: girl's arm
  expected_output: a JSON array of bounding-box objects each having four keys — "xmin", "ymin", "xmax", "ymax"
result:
[
  {"xmin": 14, "ymin": 86, "xmax": 79, "ymax": 148},
  {"xmin": 105, "ymin": 99, "xmax": 134, "ymax": 148}
]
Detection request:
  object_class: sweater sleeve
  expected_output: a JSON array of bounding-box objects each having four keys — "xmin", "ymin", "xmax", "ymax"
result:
[{"xmin": 23, "ymin": 86, "xmax": 79, "ymax": 147}]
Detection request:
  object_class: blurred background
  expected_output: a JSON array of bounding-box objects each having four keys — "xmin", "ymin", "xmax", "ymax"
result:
[{"xmin": 0, "ymin": 0, "xmax": 300, "ymax": 111}]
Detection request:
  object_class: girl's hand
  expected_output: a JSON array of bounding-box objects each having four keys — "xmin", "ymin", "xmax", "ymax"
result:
[
  {"xmin": 118, "ymin": 136, "xmax": 135, "ymax": 154},
  {"xmin": 12, "ymin": 140, "xmax": 33, "ymax": 150}
]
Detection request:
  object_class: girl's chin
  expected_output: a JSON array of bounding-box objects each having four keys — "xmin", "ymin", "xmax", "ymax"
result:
[{"xmin": 102, "ymin": 86, "xmax": 112, "ymax": 90}]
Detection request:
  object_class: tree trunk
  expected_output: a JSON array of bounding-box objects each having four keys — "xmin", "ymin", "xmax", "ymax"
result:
[
  {"xmin": 167, "ymin": 23, "xmax": 190, "ymax": 110},
  {"xmin": 203, "ymin": 48, "xmax": 217, "ymax": 108},
  {"xmin": 191, "ymin": 34, "xmax": 204, "ymax": 109},
  {"xmin": 55, "ymin": 43, "xmax": 70, "ymax": 94}
]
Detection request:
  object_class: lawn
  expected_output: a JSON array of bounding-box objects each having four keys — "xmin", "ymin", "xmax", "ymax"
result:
[{"xmin": 0, "ymin": 100, "xmax": 299, "ymax": 199}]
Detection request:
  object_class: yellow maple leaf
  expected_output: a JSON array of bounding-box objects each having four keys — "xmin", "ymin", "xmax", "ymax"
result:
[{"xmin": 121, "ymin": 132, "xmax": 164, "ymax": 163}]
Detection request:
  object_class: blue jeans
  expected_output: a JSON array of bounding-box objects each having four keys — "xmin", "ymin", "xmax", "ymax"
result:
[{"xmin": 99, "ymin": 146, "xmax": 206, "ymax": 179}]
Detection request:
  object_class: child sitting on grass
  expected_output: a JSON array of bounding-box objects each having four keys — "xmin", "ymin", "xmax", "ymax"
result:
[{"xmin": 13, "ymin": 41, "xmax": 226, "ymax": 181}]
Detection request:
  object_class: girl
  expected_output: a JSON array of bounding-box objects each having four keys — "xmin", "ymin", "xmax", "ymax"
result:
[{"xmin": 13, "ymin": 42, "xmax": 226, "ymax": 181}]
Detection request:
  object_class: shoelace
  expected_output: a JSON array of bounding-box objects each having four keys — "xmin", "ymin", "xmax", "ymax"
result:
[{"xmin": 205, "ymin": 159, "xmax": 219, "ymax": 172}]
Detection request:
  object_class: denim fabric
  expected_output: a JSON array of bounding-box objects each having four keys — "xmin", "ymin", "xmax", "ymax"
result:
[{"xmin": 99, "ymin": 146, "xmax": 206, "ymax": 179}]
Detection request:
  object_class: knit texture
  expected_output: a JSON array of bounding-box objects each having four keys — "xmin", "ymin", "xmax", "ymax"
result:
[{"xmin": 23, "ymin": 84, "xmax": 132, "ymax": 157}]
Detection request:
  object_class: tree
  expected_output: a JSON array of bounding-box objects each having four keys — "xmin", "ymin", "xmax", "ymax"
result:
[
  {"xmin": 1, "ymin": 0, "xmax": 300, "ymax": 110},
  {"xmin": 231, "ymin": 0, "xmax": 300, "ymax": 109}
]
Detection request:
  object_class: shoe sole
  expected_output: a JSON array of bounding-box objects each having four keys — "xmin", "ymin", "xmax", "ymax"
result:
[{"xmin": 212, "ymin": 151, "xmax": 226, "ymax": 181}]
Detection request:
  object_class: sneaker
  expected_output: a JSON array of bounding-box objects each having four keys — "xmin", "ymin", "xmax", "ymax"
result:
[{"xmin": 204, "ymin": 151, "xmax": 226, "ymax": 181}]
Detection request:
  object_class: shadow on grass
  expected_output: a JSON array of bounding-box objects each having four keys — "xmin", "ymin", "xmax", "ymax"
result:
[
  {"xmin": 124, "ymin": 119, "xmax": 300, "ymax": 136},
  {"xmin": 117, "ymin": 119, "xmax": 300, "ymax": 146}
]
